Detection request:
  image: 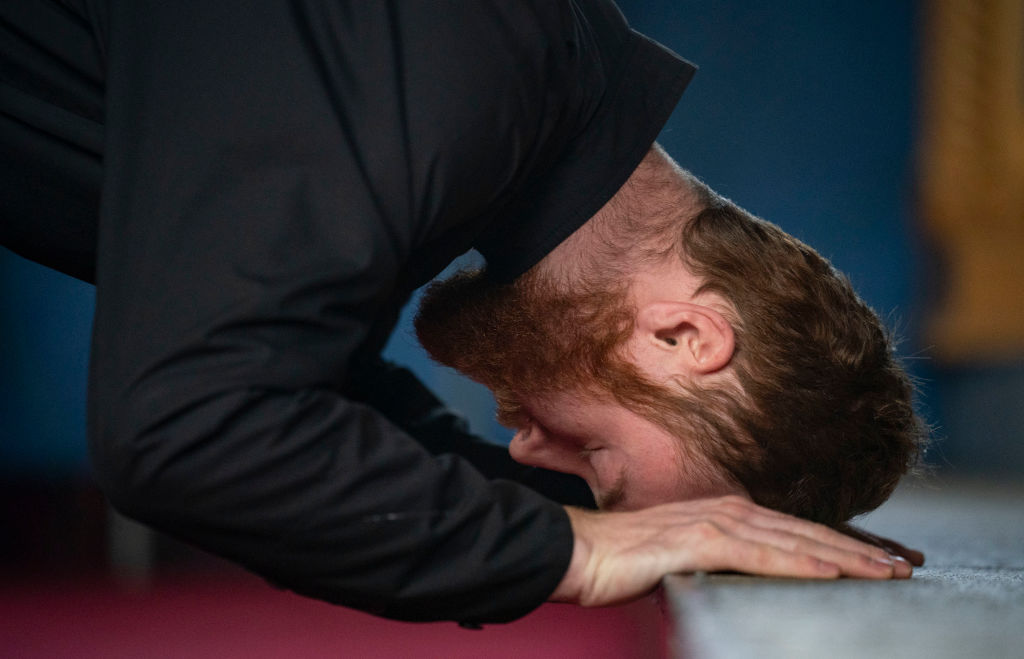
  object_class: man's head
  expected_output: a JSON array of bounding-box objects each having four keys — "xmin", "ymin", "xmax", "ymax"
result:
[{"xmin": 415, "ymin": 145, "xmax": 925, "ymax": 525}]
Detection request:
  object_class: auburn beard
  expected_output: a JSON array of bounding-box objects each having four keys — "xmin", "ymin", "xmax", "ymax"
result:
[{"xmin": 413, "ymin": 266, "xmax": 636, "ymax": 428}]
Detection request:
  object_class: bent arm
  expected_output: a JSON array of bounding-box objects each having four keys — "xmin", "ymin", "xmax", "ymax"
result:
[
  {"xmin": 92, "ymin": 383, "xmax": 573, "ymax": 622},
  {"xmin": 88, "ymin": 0, "xmax": 592, "ymax": 623}
]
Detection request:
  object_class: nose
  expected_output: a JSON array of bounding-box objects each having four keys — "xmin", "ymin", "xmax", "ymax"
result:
[{"xmin": 508, "ymin": 421, "xmax": 588, "ymax": 479}]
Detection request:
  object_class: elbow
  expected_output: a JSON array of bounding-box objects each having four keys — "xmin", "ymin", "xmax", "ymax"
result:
[
  {"xmin": 88, "ymin": 421, "xmax": 156, "ymax": 522},
  {"xmin": 87, "ymin": 393, "xmax": 183, "ymax": 524}
]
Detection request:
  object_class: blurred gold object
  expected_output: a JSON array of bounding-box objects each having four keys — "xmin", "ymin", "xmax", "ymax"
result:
[{"xmin": 919, "ymin": 0, "xmax": 1024, "ymax": 361}]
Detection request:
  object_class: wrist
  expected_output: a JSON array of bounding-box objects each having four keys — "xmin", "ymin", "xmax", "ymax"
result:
[{"xmin": 550, "ymin": 506, "xmax": 592, "ymax": 603}]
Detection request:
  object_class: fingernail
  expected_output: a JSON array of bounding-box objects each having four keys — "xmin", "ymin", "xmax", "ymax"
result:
[
  {"xmin": 892, "ymin": 555, "xmax": 913, "ymax": 577},
  {"xmin": 872, "ymin": 556, "xmax": 894, "ymax": 567}
]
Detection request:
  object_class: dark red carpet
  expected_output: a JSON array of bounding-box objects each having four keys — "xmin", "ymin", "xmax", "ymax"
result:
[{"xmin": 0, "ymin": 571, "xmax": 667, "ymax": 658}]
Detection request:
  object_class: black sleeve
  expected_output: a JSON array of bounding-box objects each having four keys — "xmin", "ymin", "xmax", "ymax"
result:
[{"xmin": 87, "ymin": 1, "xmax": 599, "ymax": 624}]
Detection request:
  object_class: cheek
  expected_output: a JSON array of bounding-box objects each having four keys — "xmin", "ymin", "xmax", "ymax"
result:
[{"xmin": 618, "ymin": 449, "xmax": 691, "ymax": 510}]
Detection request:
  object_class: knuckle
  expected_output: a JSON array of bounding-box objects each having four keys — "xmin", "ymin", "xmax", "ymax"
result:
[
  {"xmin": 690, "ymin": 519, "xmax": 724, "ymax": 541},
  {"xmin": 706, "ymin": 512, "xmax": 736, "ymax": 529}
]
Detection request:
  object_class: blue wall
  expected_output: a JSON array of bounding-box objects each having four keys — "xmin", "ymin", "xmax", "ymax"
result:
[
  {"xmin": 0, "ymin": 255, "xmax": 95, "ymax": 477},
  {"xmin": 0, "ymin": 1, "xmax": 924, "ymax": 478},
  {"xmin": 626, "ymin": 0, "xmax": 918, "ymax": 322}
]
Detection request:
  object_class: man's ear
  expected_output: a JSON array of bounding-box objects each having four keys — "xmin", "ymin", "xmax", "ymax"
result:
[{"xmin": 632, "ymin": 301, "xmax": 735, "ymax": 376}]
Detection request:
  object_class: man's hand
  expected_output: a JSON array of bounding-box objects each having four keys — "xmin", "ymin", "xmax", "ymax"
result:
[{"xmin": 551, "ymin": 496, "xmax": 913, "ymax": 607}]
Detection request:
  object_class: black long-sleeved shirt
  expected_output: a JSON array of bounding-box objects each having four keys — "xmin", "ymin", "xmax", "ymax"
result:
[{"xmin": 1, "ymin": 0, "xmax": 693, "ymax": 623}]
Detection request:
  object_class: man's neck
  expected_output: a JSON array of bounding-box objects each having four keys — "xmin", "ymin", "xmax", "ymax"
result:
[{"xmin": 532, "ymin": 144, "xmax": 703, "ymax": 296}]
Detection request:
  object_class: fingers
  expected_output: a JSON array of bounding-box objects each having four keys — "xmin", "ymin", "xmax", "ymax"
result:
[
  {"xmin": 651, "ymin": 497, "xmax": 914, "ymax": 579},
  {"xmin": 554, "ymin": 497, "xmax": 917, "ymax": 609},
  {"xmin": 697, "ymin": 534, "xmax": 841, "ymax": 580},
  {"xmin": 706, "ymin": 518, "xmax": 911, "ymax": 579},
  {"xmin": 679, "ymin": 511, "xmax": 913, "ymax": 581}
]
